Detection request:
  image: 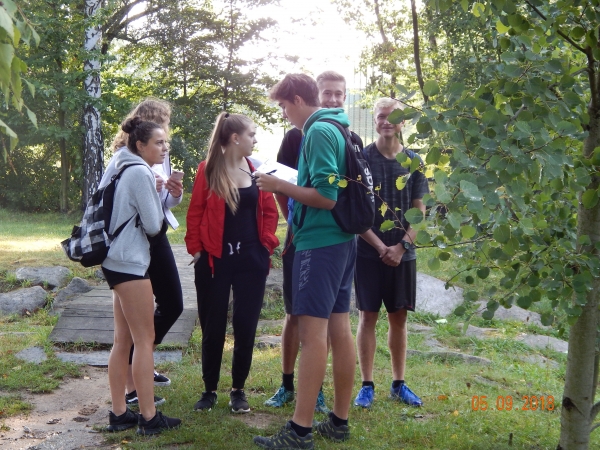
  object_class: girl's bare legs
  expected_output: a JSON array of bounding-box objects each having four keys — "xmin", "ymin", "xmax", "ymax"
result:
[{"xmin": 109, "ymin": 280, "xmax": 156, "ymax": 420}]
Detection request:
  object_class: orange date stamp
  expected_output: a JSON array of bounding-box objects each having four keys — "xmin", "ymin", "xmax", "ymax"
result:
[{"xmin": 471, "ymin": 395, "xmax": 555, "ymax": 411}]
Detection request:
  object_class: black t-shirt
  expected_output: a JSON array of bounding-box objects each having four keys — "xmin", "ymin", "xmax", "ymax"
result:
[
  {"xmin": 222, "ymin": 182, "xmax": 260, "ymax": 254},
  {"xmin": 276, "ymin": 127, "xmax": 364, "ymax": 170},
  {"xmin": 357, "ymin": 143, "xmax": 430, "ymax": 261}
]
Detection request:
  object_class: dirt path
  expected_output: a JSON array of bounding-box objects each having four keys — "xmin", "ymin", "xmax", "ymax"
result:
[{"xmin": 0, "ymin": 367, "xmax": 112, "ymax": 449}]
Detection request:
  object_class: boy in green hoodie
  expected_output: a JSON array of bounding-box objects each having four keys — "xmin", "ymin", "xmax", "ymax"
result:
[{"xmin": 253, "ymin": 74, "xmax": 356, "ymax": 449}]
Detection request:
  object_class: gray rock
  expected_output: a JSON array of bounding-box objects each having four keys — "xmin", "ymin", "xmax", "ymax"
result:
[
  {"xmin": 94, "ymin": 269, "xmax": 105, "ymax": 280},
  {"xmin": 257, "ymin": 319, "xmax": 284, "ymax": 329},
  {"xmin": 516, "ymin": 334, "xmax": 568, "ymax": 353},
  {"xmin": 52, "ymin": 278, "xmax": 93, "ymax": 312},
  {"xmin": 408, "ymin": 323, "xmax": 434, "ymax": 333},
  {"xmin": 517, "ymin": 354, "xmax": 560, "ymax": 369},
  {"xmin": 464, "ymin": 324, "xmax": 499, "ymax": 340},
  {"xmin": 475, "ymin": 301, "xmax": 546, "ymax": 327},
  {"xmin": 408, "ymin": 349, "xmax": 492, "ymax": 365},
  {"xmin": 16, "ymin": 346, "xmax": 47, "ymax": 364},
  {"xmin": 423, "ymin": 337, "xmax": 446, "ymax": 351},
  {"xmin": 265, "ymin": 269, "xmax": 283, "ymax": 290},
  {"xmin": 0, "ymin": 286, "xmax": 48, "ymax": 315},
  {"xmin": 416, "ymin": 272, "xmax": 464, "ymax": 317},
  {"xmin": 55, "ymin": 350, "xmax": 182, "ymax": 367},
  {"xmin": 16, "ymin": 266, "xmax": 71, "ymax": 289},
  {"xmin": 255, "ymin": 335, "xmax": 282, "ymax": 348}
]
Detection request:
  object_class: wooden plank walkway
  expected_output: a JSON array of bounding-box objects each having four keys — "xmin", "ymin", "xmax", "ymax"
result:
[{"xmin": 49, "ymin": 245, "xmax": 198, "ymax": 346}]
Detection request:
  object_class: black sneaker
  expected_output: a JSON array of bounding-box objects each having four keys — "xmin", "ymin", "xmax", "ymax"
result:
[
  {"xmin": 229, "ymin": 389, "xmax": 250, "ymax": 413},
  {"xmin": 136, "ymin": 410, "xmax": 181, "ymax": 436},
  {"xmin": 314, "ymin": 412, "xmax": 350, "ymax": 442},
  {"xmin": 253, "ymin": 421, "xmax": 314, "ymax": 449},
  {"xmin": 125, "ymin": 390, "xmax": 165, "ymax": 408},
  {"xmin": 154, "ymin": 370, "xmax": 171, "ymax": 387},
  {"xmin": 106, "ymin": 408, "xmax": 138, "ymax": 432},
  {"xmin": 194, "ymin": 391, "xmax": 217, "ymax": 411}
]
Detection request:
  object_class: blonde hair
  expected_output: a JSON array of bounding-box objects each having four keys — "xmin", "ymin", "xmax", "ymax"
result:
[
  {"xmin": 316, "ymin": 71, "xmax": 346, "ymax": 88},
  {"xmin": 111, "ymin": 98, "xmax": 172, "ymax": 151},
  {"xmin": 205, "ymin": 112, "xmax": 254, "ymax": 214},
  {"xmin": 373, "ymin": 97, "xmax": 403, "ymax": 115}
]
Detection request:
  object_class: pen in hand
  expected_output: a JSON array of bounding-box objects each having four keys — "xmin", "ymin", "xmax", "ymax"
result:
[{"xmin": 266, "ymin": 170, "xmax": 277, "ymax": 175}]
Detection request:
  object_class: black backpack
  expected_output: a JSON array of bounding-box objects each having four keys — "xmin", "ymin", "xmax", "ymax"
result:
[
  {"xmin": 61, "ymin": 164, "xmax": 142, "ymax": 267},
  {"xmin": 297, "ymin": 119, "xmax": 375, "ymax": 234}
]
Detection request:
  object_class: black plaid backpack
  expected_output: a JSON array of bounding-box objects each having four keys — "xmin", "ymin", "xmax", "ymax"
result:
[{"xmin": 61, "ymin": 164, "xmax": 142, "ymax": 267}]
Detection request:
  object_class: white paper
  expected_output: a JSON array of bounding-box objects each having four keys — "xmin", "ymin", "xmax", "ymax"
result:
[{"xmin": 253, "ymin": 159, "xmax": 298, "ymax": 185}]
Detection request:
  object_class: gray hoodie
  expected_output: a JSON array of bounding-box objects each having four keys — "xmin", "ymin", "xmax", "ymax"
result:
[{"xmin": 101, "ymin": 148, "xmax": 164, "ymax": 276}]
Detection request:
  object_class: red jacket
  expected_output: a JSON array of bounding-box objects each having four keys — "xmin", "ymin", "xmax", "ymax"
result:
[{"xmin": 185, "ymin": 160, "xmax": 280, "ymax": 273}]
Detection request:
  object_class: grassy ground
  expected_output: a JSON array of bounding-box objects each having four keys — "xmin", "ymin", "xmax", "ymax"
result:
[{"xmin": 0, "ymin": 205, "xmax": 596, "ymax": 449}]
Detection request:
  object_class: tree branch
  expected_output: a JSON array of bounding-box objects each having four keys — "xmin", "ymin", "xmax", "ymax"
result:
[
  {"xmin": 373, "ymin": 0, "xmax": 389, "ymax": 44},
  {"xmin": 523, "ymin": 0, "xmax": 587, "ymax": 53},
  {"xmin": 591, "ymin": 400, "xmax": 600, "ymax": 421},
  {"xmin": 411, "ymin": 0, "xmax": 428, "ymax": 102},
  {"xmin": 504, "ymin": 105, "xmax": 527, "ymax": 130}
]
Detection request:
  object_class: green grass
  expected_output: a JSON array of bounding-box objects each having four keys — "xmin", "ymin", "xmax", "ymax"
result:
[{"xmin": 0, "ymin": 206, "xmax": 596, "ymax": 448}]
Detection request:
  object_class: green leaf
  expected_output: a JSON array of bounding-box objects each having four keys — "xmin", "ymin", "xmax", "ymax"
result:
[
  {"xmin": 0, "ymin": 8, "xmax": 14, "ymax": 40},
  {"xmin": 25, "ymin": 107, "xmax": 36, "ymax": 128},
  {"xmin": 388, "ymin": 108, "xmax": 405, "ymax": 124},
  {"xmin": 482, "ymin": 310, "xmax": 495, "ymax": 320},
  {"xmin": 582, "ymin": 189, "xmax": 599, "ymax": 209},
  {"xmin": 541, "ymin": 313, "xmax": 554, "ymax": 326},
  {"xmin": 438, "ymin": 251, "xmax": 451, "ymax": 261},
  {"xmin": 477, "ymin": 267, "xmax": 490, "ymax": 279},
  {"xmin": 465, "ymin": 290, "xmax": 479, "ymax": 301},
  {"xmin": 396, "ymin": 174, "xmax": 410, "ymax": 190},
  {"xmin": 516, "ymin": 296, "xmax": 531, "ymax": 309},
  {"xmin": 472, "ymin": 2, "xmax": 485, "ymax": 17},
  {"xmin": 460, "ymin": 180, "xmax": 482, "ymax": 201},
  {"xmin": 461, "ymin": 0, "xmax": 469, "ymax": 12},
  {"xmin": 461, "ymin": 225, "xmax": 476, "ymax": 239},
  {"xmin": 328, "ymin": 175, "xmax": 336, "ymax": 184},
  {"xmin": 428, "ymin": 257, "xmax": 440, "ymax": 270},
  {"xmin": 571, "ymin": 26, "xmax": 585, "ymax": 40},
  {"xmin": 30, "ymin": 24, "xmax": 40, "ymax": 46},
  {"xmin": 465, "ymin": 275, "xmax": 475, "ymax": 284},
  {"xmin": 0, "ymin": 118, "xmax": 17, "ymax": 138},
  {"xmin": 423, "ymin": 80, "xmax": 440, "ymax": 97},
  {"xmin": 496, "ymin": 19, "xmax": 509, "ymax": 33},
  {"xmin": 426, "ymin": 147, "xmax": 441, "ymax": 165},
  {"xmin": 410, "ymin": 156, "xmax": 421, "ymax": 173},
  {"xmin": 493, "ymin": 224, "xmax": 511, "ymax": 243},
  {"xmin": 380, "ymin": 220, "xmax": 395, "ymax": 232},
  {"xmin": 337, "ymin": 179, "xmax": 348, "ymax": 188},
  {"xmin": 454, "ymin": 306, "xmax": 466, "ymax": 316},
  {"xmin": 416, "ymin": 230, "xmax": 431, "ymax": 244},
  {"xmin": 404, "ymin": 207, "xmax": 424, "ymax": 224}
]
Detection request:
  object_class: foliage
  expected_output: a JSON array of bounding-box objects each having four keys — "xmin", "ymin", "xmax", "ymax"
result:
[{"xmin": 0, "ymin": 0, "xmax": 39, "ymax": 162}]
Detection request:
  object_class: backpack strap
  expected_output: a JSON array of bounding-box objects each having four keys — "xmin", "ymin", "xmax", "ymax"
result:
[{"xmin": 293, "ymin": 119, "xmax": 349, "ymax": 230}]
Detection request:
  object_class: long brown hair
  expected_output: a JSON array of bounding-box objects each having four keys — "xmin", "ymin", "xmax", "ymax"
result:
[
  {"xmin": 111, "ymin": 98, "xmax": 171, "ymax": 151},
  {"xmin": 205, "ymin": 112, "xmax": 254, "ymax": 214}
]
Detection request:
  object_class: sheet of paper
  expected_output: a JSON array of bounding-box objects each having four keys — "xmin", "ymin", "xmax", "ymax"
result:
[{"xmin": 253, "ymin": 159, "xmax": 298, "ymax": 185}]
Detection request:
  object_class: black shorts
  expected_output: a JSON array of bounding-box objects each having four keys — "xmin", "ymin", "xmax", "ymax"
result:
[
  {"xmin": 102, "ymin": 267, "xmax": 149, "ymax": 289},
  {"xmin": 281, "ymin": 226, "xmax": 295, "ymax": 314},
  {"xmin": 354, "ymin": 255, "xmax": 416, "ymax": 313}
]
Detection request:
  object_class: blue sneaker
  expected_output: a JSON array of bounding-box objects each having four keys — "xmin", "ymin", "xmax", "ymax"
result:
[
  {"xmin": 354, "ymin": 385, "xmax": 374, "ymax": 408},
  {"xmin": 264, "ymin": 385, "xmax": 294, "ymax": 407},
  {"xmin": 390, "ymin": 383, "xmax": 423, "ymax": 407},
  {"xmin": 315, "ymin": 390, "xmax": 330, "ymax": 414}
]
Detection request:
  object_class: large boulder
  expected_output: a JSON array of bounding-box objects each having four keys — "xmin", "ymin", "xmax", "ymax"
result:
[
  {"xmin": 0, "ymin": 286, "xmax": 48, "ymax": 315},
  {"xmin": 474, "ymin": 300, "xmax": 547, "ymax": 327},
  {"xmin": 52, "ymin": 277, "xmax": 93, "ymax": 313},
  {"xmin": 416, "ymin": 272, "xmax": 464, "ymax": 317},
  {"xmin": 16, "ymin": 266, "xmax": 71, "ymax": 289}
]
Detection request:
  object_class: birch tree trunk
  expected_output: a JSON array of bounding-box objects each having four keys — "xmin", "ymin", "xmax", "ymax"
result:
[
  {"xmin": 558, "ymin": 63, "xmax": 600, "ymax": 450},
  {"xmin": 82, "ymin": 0, "xmax": 104, "ymax": 208}
]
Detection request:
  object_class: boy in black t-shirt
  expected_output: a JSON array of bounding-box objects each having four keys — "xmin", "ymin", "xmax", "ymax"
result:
[{"xmin": 353, "ymin": 98, "xmax": 429, "ymax": 410}]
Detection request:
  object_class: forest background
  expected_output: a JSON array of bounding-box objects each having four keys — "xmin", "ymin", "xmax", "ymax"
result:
[{"xmin": 1, "ymin": 0, "xmax": 600, "ymax": 449}]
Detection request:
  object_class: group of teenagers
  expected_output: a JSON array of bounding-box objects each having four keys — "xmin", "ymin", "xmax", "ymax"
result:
[{"xmin": 100, "ymin": 70, "xmax": 429, "ymax": 449}]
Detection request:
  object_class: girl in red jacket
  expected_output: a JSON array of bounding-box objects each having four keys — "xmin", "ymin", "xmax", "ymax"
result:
[{"xmin": 185, "ymin": 112, "xmax": 279, "ymax": 414}]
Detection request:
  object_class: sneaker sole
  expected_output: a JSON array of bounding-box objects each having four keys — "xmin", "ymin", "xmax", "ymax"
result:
[
  {"xmin": 354, "ymin": 402, "xmax": 372, "ymax": 408},
  {"xmin": 154, "ymin": 380, "xmax": 171, "ymax": 387},
  {"xmin": 126, "ymin": 398, "xmax": 166, "ymax": 408},
  {"xmin": 194, "ymin": 400, "xmax": 217, "ymax": 411},
  {"xmin": 106, "ymin": 423, "xmax": 136, "ymax": 432},
  {"xmin": 136, "ymin": 423, "xmax": 180, "ymax": 436},
  {"xmin": 229, "ymin": 402, "xmax": 250, "ymax": 414}
]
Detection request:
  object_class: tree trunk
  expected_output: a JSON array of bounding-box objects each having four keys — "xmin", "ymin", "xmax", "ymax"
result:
[
  {"xmin": 558, "ymin": 68, "xmax": 600, "ymax": 450},
  {"xmin": 82, "ymin": 0, "xmax": 104, "ymax": 209},
  {"xmin": 58, "ymin": 93, "xmax": 68, "ymax": 213},
  {"xmin": 410, "ymin": 0, "xmax": 427, "ymax": 102}
]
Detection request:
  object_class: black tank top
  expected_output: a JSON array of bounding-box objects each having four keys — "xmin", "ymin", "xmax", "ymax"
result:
[{"xmin": 222, "ymin": 182, "xmax": 260, "ymax": 256}]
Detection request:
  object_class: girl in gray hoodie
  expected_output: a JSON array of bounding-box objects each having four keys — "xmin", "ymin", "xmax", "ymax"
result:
[{"xmin": 102, "ymin": 117, "xmax": 181, "ymax": 436}]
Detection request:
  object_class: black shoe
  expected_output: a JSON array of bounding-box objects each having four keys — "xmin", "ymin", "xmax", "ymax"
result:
[
  {"xmin": 107, "ymin": 408, "xmax": 138, "ymax": 432},
  {"xmin": 253, "ymin": 421, "xmax": 314, "ymax": 449},
  {"xmin": 229, "ymin": 389, "xmax": 250, "ymax": 413},
  {"xmin": 136, "ymin": 410, "xmax": 181, "ymax": 436},
  {"xmin": 194, "ymin": 391, "xmax": 218, "ymax": 411},
  {"xmin": 314, "ymin": 412, "xmax": 350, "ymax": 442},
  {"xmin": 125, "ymin": 390, "xmax": 165, "ymax": 408},
  {"xmin": 154, "ymin": 370, "xmax": 171, "ymax": 387}
]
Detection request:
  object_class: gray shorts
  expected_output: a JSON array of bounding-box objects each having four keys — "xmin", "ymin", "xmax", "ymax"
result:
[{"xmin": 292, "ymin": 239, "xmax": 356, "ymax": 319}]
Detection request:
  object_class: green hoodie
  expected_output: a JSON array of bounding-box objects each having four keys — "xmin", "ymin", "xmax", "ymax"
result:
[{"xmin": 292, "ymin": 108, "xmax": 354, "ymax": 251}]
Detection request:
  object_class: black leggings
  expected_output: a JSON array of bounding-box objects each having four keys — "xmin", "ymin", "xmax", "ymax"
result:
[
  {"xmin": 128, "ymin": 230, "xmax": 184, "ymax": 364},
  {"xmin": 194, "ymin": 244, "xmax": 269, "ymax": 391}
]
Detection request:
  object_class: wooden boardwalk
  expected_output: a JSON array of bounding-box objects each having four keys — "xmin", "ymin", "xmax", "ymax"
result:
[{"xmin": 49, "ymin": 245, "xmax": 198, "ymax": 346}]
